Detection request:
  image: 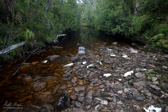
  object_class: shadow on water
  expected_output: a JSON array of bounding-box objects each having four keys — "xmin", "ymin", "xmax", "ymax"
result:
[{"xmin": 0, "ymin": 28, "xmax": 143, "ymax": 110}]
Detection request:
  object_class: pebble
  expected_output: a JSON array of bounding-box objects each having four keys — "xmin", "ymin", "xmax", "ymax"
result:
[
  {"xmin": 78, "ymin": 96, "xmax": 84, "ymax": 102},
  {"xmin": 74, "ymin": 86, "xmax": 86, "ymax": 92},
  {"xmin": 74, "ymin": 101, "xmax": 81, "ymax": 107}
]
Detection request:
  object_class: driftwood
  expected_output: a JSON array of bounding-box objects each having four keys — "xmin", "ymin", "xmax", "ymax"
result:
[
  {"xmin": 0, "ymin": 34, "xmax": 66, "ymax": 55},
  {"xmin": 0, "ymin": 42, "xmax": 25, "ymax": 55},
  {"xmin": 11, "ymin": 47, "xmax": 40, "ymax": 78}
]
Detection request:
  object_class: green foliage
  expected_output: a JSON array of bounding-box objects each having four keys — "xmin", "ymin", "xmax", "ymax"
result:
[
  {"xmin": 0, "ymin": 0, "xmax": 80, "ymax": 60},
  {"xmin": 24, "ymin": 29, "xmax": 35, "ymax": 42},
  {"xmin": 79, "ymin": 0, "xmax": 168, "ymax": 51},
  {"xmin": 152, "ymin": 34, "xmax": 165, "ymax": 41}
]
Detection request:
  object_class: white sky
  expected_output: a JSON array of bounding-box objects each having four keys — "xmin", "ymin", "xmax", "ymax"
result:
[{"xmin": 76, "ymin": 0, "xmax": 83, "ymax": 4}]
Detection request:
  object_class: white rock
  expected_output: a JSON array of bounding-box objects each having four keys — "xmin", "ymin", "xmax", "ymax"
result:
[
  {"xmin": 103, "ymin": 73, "xmax": 112, "ymax": 77},
  {"xmin": 97, "ymin": 61, "xmax": 102, "ymax": 66},
  {"xmin": 107, "ymin": 48, "xmax": 112, "ymax": 52},
  {"xmin": 110, "ymin": 53, "xmax": 116, "ymax": 57},
  {"xmin": 118, "ymin": 79, "xmax": 122, "ymax": 81},
  {"xmin": 130, "ymin": 48, "xmax": 138, "ymax": 53},
  {"xmin": 82, "ymin": 61, "xmax": 87, "ymax": 65},
  {"xmin": 117, "ymin": 90, "xmax": 123, "ymax": 94},
  {"xmin": 144, "ymin": 105, "xmax": 162, "ymax": 112},
  {"xmin": 124, "ymin": 88, "xmax": 130, "ymax": 93},
  {"xmin": 122, "ymin": 54, "xmax": 130, "ymax": 59},
  {"xmin": 87, "ymin": 64, "xmax": 94, "ymax": 69},
  {"xmin": 124, "ymin": 70, "xmax": 134, "ymax": 77},
  {"xmin": 95, "ymin": 98, "xmax": 108, "ymax": 105},
  {"xmin": 64, "ymin": 63, "xmax": 74, "ymax": 67},
  {"xmin": 42, "ymin": 60, "xmax": 48, "ymax": 64},
  {"xmin": 95, "ymin": 105, "xmax": 100, "ymax": 111}
]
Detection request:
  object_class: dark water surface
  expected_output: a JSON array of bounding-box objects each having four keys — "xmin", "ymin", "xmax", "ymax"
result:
[{"xmin": 0, "ymin": 28, "xmax": 142, "ymax": 110}]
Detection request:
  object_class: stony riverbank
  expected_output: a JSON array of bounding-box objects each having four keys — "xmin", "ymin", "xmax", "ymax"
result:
[{"xmin": 1, "ymin": 42, "xmax": 168, "ymax": 112}]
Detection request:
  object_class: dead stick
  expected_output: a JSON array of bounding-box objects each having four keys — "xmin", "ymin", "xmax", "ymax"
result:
[{"xmin": 11, "ymin": 47, "xmax": 40, "ymax": 78}]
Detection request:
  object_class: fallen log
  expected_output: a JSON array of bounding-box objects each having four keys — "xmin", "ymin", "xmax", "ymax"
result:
[{"xmin": 0, "ymin": 42, "xmax": 25, "ymax": 55}]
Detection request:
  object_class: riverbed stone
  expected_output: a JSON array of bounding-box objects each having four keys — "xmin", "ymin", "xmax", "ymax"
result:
[
  {"xmin": 38, "ymin": 91, "xmax": 55, "ymax": 103},
  {"xmin": 74, "ymin": 86, "xmax": 86, "ymax": 92},
  {"xmin": 47, "ymin": 55, "xmax": 60, "ymax": 61},
  {"xmin": 78, "ymin": 96, "xmax": 84, "ymax": 102},
  {"xmin": 74, "ymin": 101, "xmax": 81, "ymax": 107},
  {"xmin": 135, "ymin": 72, "xmax": 146, "ymax": 79},
  {"xmin": 34, "ymin": 82, "xmax": 47, "ymax": 91}
]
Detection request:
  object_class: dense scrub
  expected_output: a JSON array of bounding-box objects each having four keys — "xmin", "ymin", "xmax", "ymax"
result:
[
  {"xmin": 0, "ymin": 0, "xmax": 168, "ymax": 61},
  {"xmin": 81, "ymin": 0, "xmax": 168, "ymax": 51},
  {"xmin": 0, "ymin": 0, "xmax": 80, "ymax": 60}
]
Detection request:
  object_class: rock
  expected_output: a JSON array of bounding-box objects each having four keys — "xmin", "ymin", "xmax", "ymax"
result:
[
  {"xmin": 71, "ymin": 57, "xmax": 80, "ymax": 63},
  {"xmin": 74, "ymin": 86, "xmax": 86, "ymax": 92},
  {"xmin": 42, "ymin": 60, "xmax": 48, "ymax": 64},
  {"xmin": 99, "ymin": 84, "xmax": 105, "ymax": 89},
  {"xmin": 110, "ymin": 53, "xmax": 116, "ymax": 58},
  {"xmin": 24, "ymin": 76, "xmax": 32, "ymax": 81},
  {"xmin": 55, "ymin": 93, "xmax": 70, "ymax": 110},
  {"xmin": 70, "ymin": 94, "xmax": 77, "ymax": 100},
  {"xmin": 135, "ymin": 96, "xmax": 145, "ymax": 101},
  {"xmin": 47, "ymin": 55, "xmax": 60, "ymax": 61},
  {"xmin": 74, "ymin": 101, "xmax": 81, "ymax": 107},
  {"xmin": 130, "ymin": 48, "xmax": 138, "ymax": 54},
  {"xmin": 103, "ymin": 73, "xmax": 112, "ymax": 77},
  {"xmin": 149, "ymin": 84, "xmax": 161, "ymax": 91},
  {"xmin": 118, "ymin": 79, "xmax": 122, "ymax": 82},
  {"xmin": 79, "ymin": 80, "xmax": 84, "ymax": 85},
  {"xmin": 64, "ymin": 63, "xmax": 74, "ymax": 67},
  {"xmin": 152, "ymin": 77, "xmax": 159, "ymax": 85},
  {"xmin": 113, "ymin": 42, "xmax": 117, "ymax": 45},
  {"xmin": 87, "ymin": 64, "xmax": 95, "ymax": 69},
  {"xmin": 117, "ymin": 90, "xmax": 123, "ymax": 94},
  {"xmin": 78, "ymin": 96, "xmax": 84, "ymax": 102},
  {"xmin": 71, "ymin": 77, "xmax": 78, "ymax": 83},
  {"xmin": 162, "ymin": 66, "xmax": 168, "ymax": 69},
  {"xmin": 78, "ymin": 46, "xmax": 85, "ymax": 55},
  {"xmin": 31, "ymin": 61, "xmax": 39, "ymax": 65},
  {"xmin": 95, "ymin": 98, "xmax": 108, "ymax": 105},
  {"xmin": 82, "ymin": 61, "xmax": 87, "ymax": 65},
  {"xmin": 53, "ymin": 46, "xmax": 63, "ymax": 49},
  {"xmin": 86, "ymin": 90, "xmax": 93, "ymax": 103},
  {"xmin": 135, "ymin": 72, "xmax": 145, "ymax": 79},
  {"xmin": 34, "ymin": 82, "xmax": 47, "ymax": 91},
  {"xmin": 124, "ymin": 88, "xmax": 130, "ymax": 93},
  {"xmin": 33, "ymin": 76, "xmax": 42, "ymax": 81},
  {"xmin": 124, "ymin": 71, "xmax": 134, "ymax": 77},
  {"xmin": 38, "ymin": 91, "xmax": 55, "ymax": 103},
  {"xmin": 80, "ymin": 74, "xmax": 88, "ymax": 79},
  {"xmin": 60, "ymin": 85, "xmax": 67, "ymax": 90},
  {"xmin": 122, "ymin": 54, "xmax": 130, "ymax": 59},
  {"xmin": 133, "ymin": 81, "xmax": 146, "ymax": 90},
  {"xmin": 143, "ymin": 105, "xmax": 162, "ymax": 112}
]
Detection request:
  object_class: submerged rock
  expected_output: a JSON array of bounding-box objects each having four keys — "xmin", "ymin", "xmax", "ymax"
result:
[
  {"xmin": 55, "ymin": 93, "xmax": 70, "ymax": 110},
  {"xmin": 34, "ymin": 82, "xmax": 47, "ymax": 91},
  {"xmin": 47, "ymin": 55, "xmax": 60, "ymax": 61}
]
